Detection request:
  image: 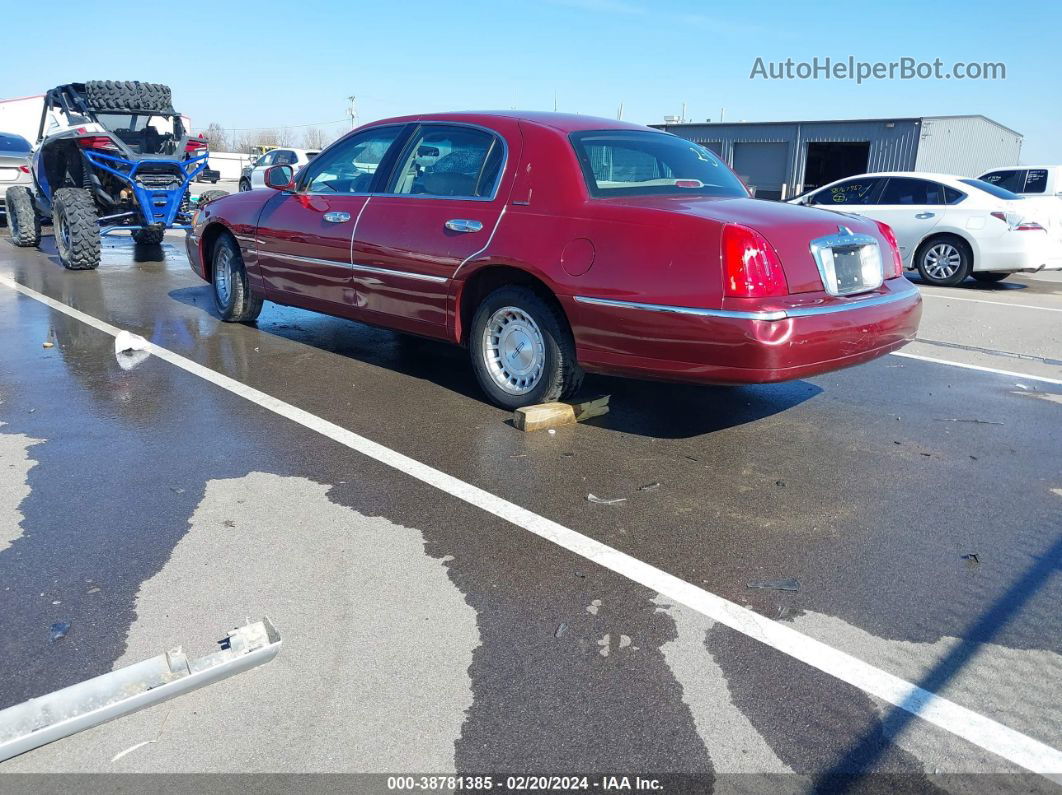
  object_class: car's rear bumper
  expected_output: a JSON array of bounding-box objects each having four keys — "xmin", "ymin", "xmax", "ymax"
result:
[
  {"xmin": 973, "ymin": 231, "xmax": 1062, "ymax": 273},
  {"xmin": 566, "ymin": 278, "xmax": 922, "ymax": 384}
]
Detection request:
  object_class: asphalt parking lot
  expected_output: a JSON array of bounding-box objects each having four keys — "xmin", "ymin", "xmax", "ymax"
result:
[{"xmin": 0, "ymin": 228, "xmax": 1059, "ymax": 790}]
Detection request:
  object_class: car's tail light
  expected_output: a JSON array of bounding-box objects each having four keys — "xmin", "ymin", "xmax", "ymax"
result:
[
  {"xmin": 875, "ymin": 221, "xmax": 904, "ymax": 278},
  {"xmin": 991, "ymin": 210, "xmax": 1045, "ymax": 231},
  {"xmin": 18, "ymin": 165, "xmax": 30, "ymax": 174},
  {"xmin": 1015, "ymin": 221, "xmax": 1046, "ymax": 232},
  {"xmin": 721, "ymin": 224, "xmax": 788, "ymax": 297},
  {"xmin": 185, "ymin": 136, "xmax": 208, "ymax": 153},
  {"xmin": 76, "ymin": 136, "xmax": 120, "ymax": 152}
]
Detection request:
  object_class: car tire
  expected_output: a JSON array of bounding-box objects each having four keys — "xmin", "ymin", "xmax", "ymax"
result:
[
  {"xmin": 212, "ymin": 234, "xmax": 263, "ymax": 323},
  {"xmin": 52, "ymin": 188, "xmax": 100, "ymax": 270},
  {"xmin": 198, "ymin": 189, "xmax": 229, "ymax": 206},
  {"xmin": 238, "ymin": 179, "xmax": 251, "ymax": 192},
  {"xmin": 469, "ymin": 285, "xmax": 583, "ymax": 409},
  {"xmin": 132, "ymin": 227, "xmax": 165, "ymax": 245},
  {"xmin": 915, "ymin": 235, "xmax": 972, "ymax": 287},
  {"xmin": 971, "ymin": 271, "xmax": 1009, "ymax": 284},
  {"xmin": 5, "ymin": 186, "xmax": 41, "ymax": 247}
]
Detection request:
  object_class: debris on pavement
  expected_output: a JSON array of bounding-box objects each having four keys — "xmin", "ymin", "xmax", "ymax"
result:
[
  {"xmin": 49, "ymin": 622, "xmax": 70, "ymax": 642},
  {"xmin": 114, "ymin": 330, "xmax": 151, "ymax": 371},
  {"xmin": 934, "ymin": 418, "xmax": 1004, "ymax": 426},
  {"xmin": 514, "ymin": 396, "xmax": 610, "ymax": 432},
  {"xmin": 747, "ymin": 578, "xmax": 800, "ymax": 592},
  {"xmin": 962, "ymin": 553, "xmax": 980, "ymax": 568},
  {"xmin": 586, "ymin": 599, "xmax": 602, "ymax": 615},
  {"xmin": 554, "ymin": 623, "xmax": 568, "ymax": 638},
  {"xmin": 637, "ymin": 482, "xmax": 661, "ymax": 492},
  {"xmin": 41, "ymin": 341, "xmax": 53, "ymax": 349},
  {"xmin": 587, "ymin": 493, "xmax": 627, "ymax": 505},
  {"xmin": 0, "ymin": 619, "xmax": 281, "ymax": 763}
]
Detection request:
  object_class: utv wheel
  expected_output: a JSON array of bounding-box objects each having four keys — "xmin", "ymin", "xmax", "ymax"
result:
[
  {"xmin": 238, "ymin": 179, "xmax": 251, "ymax": 192},
  {"xmin": 915, "ymin": 235, "xmax": 972, "ymax": 287},
  {"xmin": 132, "ymin": 227, "xmax": 165, "ymax": 245},
  {"xmin": 52, "ymin": 188, "xmax": 101, "ymax": 270},
  {"xmin": 198, "ymin": 189, "xmax": 229, "ymax": 205},
  {"xmin": 83, "ymin": 81, "xmax": 172, "ymax": 113},
  {"xmin": 470, "ymin": 286, "xmax": 583, "ymax": 409},
  {"xmin": 971, "ymin": 271, "xmax": 1009, "ymax": 284},
  {"xmin": 212, "ymin": 234, "xmax": 263, "ymax": 323},
  {"xmin": 5, "ymin": 186, "xmax": 41, "ymax": 247}
]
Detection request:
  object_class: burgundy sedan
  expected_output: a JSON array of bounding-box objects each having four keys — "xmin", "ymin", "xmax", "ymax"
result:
[{"xmin": 188, "ymin": 112, "xmax": 921, "ymax": 408}]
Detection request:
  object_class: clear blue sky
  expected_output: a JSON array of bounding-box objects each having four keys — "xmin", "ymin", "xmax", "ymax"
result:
[{"xmin": 3, "ymin": 0, "xmax": 1059, "ymax": 162}]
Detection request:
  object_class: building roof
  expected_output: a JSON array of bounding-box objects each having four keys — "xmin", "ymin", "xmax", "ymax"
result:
[{"xmin": 652, "ymin": 115, "xmax": 1022, "ymax": 138}]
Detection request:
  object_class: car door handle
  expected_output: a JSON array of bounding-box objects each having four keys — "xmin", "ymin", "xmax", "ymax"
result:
[
  {"xmin": 323, "ymin": 212, "xmax": 351, "ymax": 223},
  {"xmin": 915, "ymin": 212, "xmax": 935, "ymax": 219},
  {"xmin": 445, "ymin": 219, "xmax": 483, "ymax": 233}
]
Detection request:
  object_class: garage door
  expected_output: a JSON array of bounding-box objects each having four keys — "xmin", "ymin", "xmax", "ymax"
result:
[{"xmin": 732, "ymin": 142, "xmax": 788, "ymax": 200}]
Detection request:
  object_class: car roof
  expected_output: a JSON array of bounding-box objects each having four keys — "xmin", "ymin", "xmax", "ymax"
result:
[
  {"xmin": 822, "ymin": 171, "xmax": 976, "ymax": 187},
  {"xmin": 363, "ymin": 110, "xmax": 654, "ymax": 134}
]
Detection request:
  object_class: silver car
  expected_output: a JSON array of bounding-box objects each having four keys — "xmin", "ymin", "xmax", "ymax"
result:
[{"xmin": 0, "ymin": 132, "xmax": 34, "ymax": 220}]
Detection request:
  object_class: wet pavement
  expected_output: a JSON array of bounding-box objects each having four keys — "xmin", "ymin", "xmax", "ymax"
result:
[{"xmin": 0, "ymin": 230, "xmax": 1059, "ymax": 789}]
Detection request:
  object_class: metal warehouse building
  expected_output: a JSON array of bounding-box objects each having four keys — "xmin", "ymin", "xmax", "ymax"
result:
[{"xmin": 650, "ymin": 115, "xmax": 1022, "ymax": 200}]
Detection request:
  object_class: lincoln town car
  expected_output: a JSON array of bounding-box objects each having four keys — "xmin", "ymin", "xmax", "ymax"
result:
[{"xmin": 187, "ymin": 112, "xmax": 922, "ymax": 408}]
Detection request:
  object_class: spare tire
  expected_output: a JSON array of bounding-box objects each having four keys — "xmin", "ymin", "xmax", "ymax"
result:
[{"xmin": 83, "ymin": 80, "xmax": 173, "ymax": 112}]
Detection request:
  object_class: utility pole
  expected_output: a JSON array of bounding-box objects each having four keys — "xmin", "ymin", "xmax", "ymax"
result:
[
  {"xmin": 681, "ymin": 101, "xmax": 686, "ymax": 123},
  {"xmin": 347, "ymin": 96, "xmax": 358, "ymax": 130},
  {"xmin": 720, "ymin": 107, "xmax": 725, "ymax": 123},
  {"xmin": 617, "ymin": 101, "xmax": 624, "ymax": 121}
]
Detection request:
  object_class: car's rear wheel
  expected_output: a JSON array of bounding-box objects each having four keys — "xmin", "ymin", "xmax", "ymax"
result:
[
  {"xmin": 238, "ymin": 179, "xmax": 251, "ymax": 192},
  {"xmin": 212, "ymin": 234, "xmax": 263, "ymax": 323},
  {"xmin": 470, "ymin": 286, "xmax": 582, "ymax": 409},
  {"xmin": 132, "ymin": 227, "xmax": 165, "ymax": 245},
  {"xmin": 915, "ymin": 235, "xmax": 972, "ymax": 286},
  {"xmin": 5, "ymin": 186, "xmax": 41, "ymax": 247},
  {"xmin": 52, "ymin": 188, "xmax": 100, "ymax": 270},
  {"xmin": 971, "ymin": 271, "xmax": 1009, "ymax": 284}
]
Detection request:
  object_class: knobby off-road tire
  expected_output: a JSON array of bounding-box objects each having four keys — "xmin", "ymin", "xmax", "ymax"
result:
[
  {"xmin": 132, "ymin": 227, "xmax": 165, "ymax": 245},
  {"xmin": 5, "ymin": 186, "xmax": 41, "ymax": 246},
  {"xmin": 83, "ymin": 81, "xmax": 172, "ymax": 112},
  {"xmin": 197, "ymin": 189, "xmax": 229, "ymax": 205},
  {"xmin": 470, "ymin": 286, "xmax": 583, "ymax": 410},
  {"xmin": 53, "ymin": 188, "xmax": 100, "ymax": 270},
  {"xmin": 212, "ymin": 234, "xmax": 263, "ymax": 323}
]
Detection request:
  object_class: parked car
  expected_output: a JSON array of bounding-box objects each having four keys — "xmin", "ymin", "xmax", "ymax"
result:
[
  {"xmin": 196, "ymin": 165, "xmax": 221, "ymax": 184},
  {"xmin": 189, "ymin": 112, "xmax": 920, "ymax": 409},
  {"xmin": 0, "ymin": 132, "xmax": 34, "ymax": 222},
  {"xmin": 238, "ymin": 148, "xmax": 319, "ymax": 192},
  {"xmin": 977, "ymin": 166, "xmax": 1062, "ymax": 198},
  {"xmin": 790, "ymin": 172, "xmax": 1062, "ymax": 286}
]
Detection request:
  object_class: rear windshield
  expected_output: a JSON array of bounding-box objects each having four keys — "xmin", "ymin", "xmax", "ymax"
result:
[
  {"xmin": 570, "ymin": 130, "xmax": 748, "ymax": 198},
  {"xmin": 0, "ymin": 133, "xmax": 31, "ymax": 153},
  {"xmin": 959, "ymin": 178, "xmax": 1022, "ymax": 201}
]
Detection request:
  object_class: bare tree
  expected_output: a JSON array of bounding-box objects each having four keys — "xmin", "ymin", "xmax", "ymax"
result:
[
  {"xmin": 275, "ymin": 126, "xmax": 297, "ymax": 147},
  {"xmin": 301, "ymin": 126, "xmax": 331, "ymax": 150},
  {"xmin": 202, "ymin": 122, "xmax": 229, "ymax": 152}
]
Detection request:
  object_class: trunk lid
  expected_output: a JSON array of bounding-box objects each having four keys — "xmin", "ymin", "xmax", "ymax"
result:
[{"xmin": 605, "ymin": 195, "xmax": 884, "ymax": 293}]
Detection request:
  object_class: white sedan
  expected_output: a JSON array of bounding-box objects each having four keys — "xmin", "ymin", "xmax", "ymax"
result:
[
  {"xmin": 790, "ymin": 172, "xmax": 1062, "ymax": 286},
  {"xmin": 239, "ymin": 148, "xmax": 319, "ymax": 191}
]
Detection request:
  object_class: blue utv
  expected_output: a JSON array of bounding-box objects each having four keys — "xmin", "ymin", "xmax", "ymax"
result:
[{"xmin": 4, "ymin": 81, "xmax": 227, "ymax": 270}]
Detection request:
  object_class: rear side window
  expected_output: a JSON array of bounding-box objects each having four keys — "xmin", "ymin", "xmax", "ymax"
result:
[
  {"xmin": 809, "ymin": 178, "xmax": 883, "ymax": 205},
  {"xmin": 0, "ymin": 133, "xmax": 31, "ymax": 153},
  {"xmin": 570, "ymin": 130, "xmax": 748, "ymax": 198},
  {"xmin": 980, "ymin": 169, "xmax": 1025, "ymax": 193},
  {"xmin": 943, "ymin": 186, "xmax": 966, "ymax": 205},
  {"xmin": 878, "ymin": 177, "xmax": 946, "ymax": 205},
  {"xmin": 1023, "ymin": 169, "xmax": 1048, "ymax": 194}
]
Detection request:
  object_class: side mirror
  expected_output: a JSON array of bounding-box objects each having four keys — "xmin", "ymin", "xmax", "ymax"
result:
[{"xmin": 264, "ymin": 164, "xmax": 294, "ymax": 191}]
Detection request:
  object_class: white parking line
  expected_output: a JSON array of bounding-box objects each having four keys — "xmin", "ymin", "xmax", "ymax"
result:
[
  {"xmin": 2, "ymin": 273, "xmax": 1060, "ymax": 780},
  {"xmin": 920, "ymin": 293, "xmax": 1062, "ymax": 313},
  {"xmin": 890, "ymin": 351, "xmax": 1062, "ymax": 386}
]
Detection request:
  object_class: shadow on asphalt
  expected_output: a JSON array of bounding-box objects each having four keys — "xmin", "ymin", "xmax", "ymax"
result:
[{"xmin": 169, "ymin": 285, "xmax": 823, "ymax": 440}]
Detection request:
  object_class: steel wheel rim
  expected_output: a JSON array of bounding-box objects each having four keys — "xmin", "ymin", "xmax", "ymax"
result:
[
  {"xmin": 924, "ymin": 243, "xmax": 961, "ymax": 279},
  {"xmin": 482, "ymin": 306, "xmax": 546, "ymax": 395},
  {"xmin": 56, "ymin": 213, "xmax": 70, "ymax": 258},
  {"xmin": 214, "ymin": 247, "xmax": 233, "ymax": 305}
]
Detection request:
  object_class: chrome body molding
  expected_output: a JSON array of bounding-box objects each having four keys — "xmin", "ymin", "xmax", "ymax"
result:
[
  {"xmin": 573, "ymin": 282, "xmax": 919, "ymax": 321},
  {"xmin": 269, "ymin": 252, "xmax": 449, "ymax": 284}
]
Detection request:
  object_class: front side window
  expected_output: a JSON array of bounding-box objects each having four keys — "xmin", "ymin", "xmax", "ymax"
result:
[
  {"xmin": 387, "ymin": 125, "xmax": 504, "ymax": 198},
  {"xmin": 570, "ymin": 131, "xmax": 748, "ymax": 198},
  {"xmin": 979, "ymin": 169, "xmax": 1025, "ymax": 193},
  {"xmin": 300, "ymin": 126, "xmax": 405, "ymax": 194},
  {"xmin": 809, "ymin": 178, "xmax": 883, "ymax": 205},
  {"xmin": 878, "ymin": 177, "xmax": 945, "ymax": 205}
]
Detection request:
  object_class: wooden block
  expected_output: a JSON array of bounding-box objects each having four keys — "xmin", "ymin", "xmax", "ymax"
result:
[{"xmin": 514, "ymin": 395, "xmax": 610, "ymax": 432}]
